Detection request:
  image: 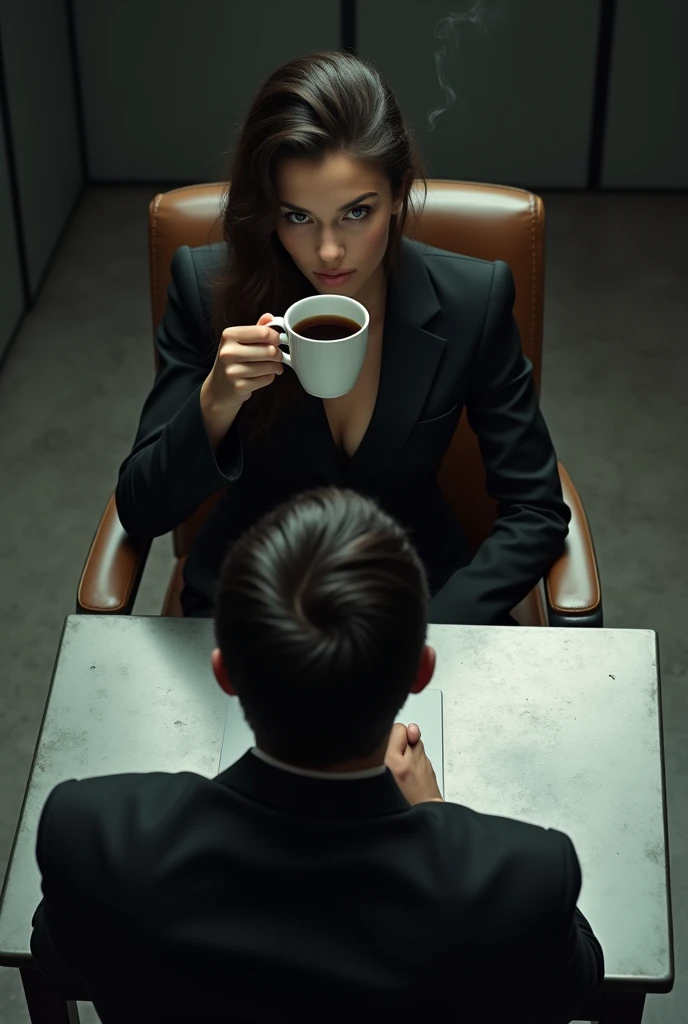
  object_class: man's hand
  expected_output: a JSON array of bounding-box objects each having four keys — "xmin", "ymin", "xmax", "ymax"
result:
[{"xmin": 384, "ymin": 723, "xmax": 443, "ymax": 805}]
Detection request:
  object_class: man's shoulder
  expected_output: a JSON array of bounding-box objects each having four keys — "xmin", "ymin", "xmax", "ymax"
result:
[
  {"xmin": 41, "ymin": 771, "xmax": 215, "ymax": 887},
  {"xmin": 431, "ymin": 801, "xmax": 576, "ymax": 917},
  {"xmin": 446, "ymin": 800, "xmax": 573, "ymax": 866},
  {"xmin": 48, "ymin": 769, "xmax": 212, "ymax": 822}
]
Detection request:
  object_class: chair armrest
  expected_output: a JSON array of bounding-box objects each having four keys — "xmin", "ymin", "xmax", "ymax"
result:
[
  {"xmin": 76, "ymin": 492, "xmax": 152, "ymax": 615},
  {"xmin": 545, "ymin": 463, "xmax": 603, "ymax": 628}
]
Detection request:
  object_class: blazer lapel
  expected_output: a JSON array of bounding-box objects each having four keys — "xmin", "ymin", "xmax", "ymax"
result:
[{"xmin": 349, "ymin": 236, "xmax": 446, "ymax": 483}]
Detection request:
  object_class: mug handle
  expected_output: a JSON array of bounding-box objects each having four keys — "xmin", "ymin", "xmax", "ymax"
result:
[{"xmin": 263, "ymin": 317, "xmax": 293, "ymax": 368}]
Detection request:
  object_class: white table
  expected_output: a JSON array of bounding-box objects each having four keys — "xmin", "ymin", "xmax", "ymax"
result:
[{"xmin": 0, "ymin": 616, "xmax": 674, "ymax": 1023}]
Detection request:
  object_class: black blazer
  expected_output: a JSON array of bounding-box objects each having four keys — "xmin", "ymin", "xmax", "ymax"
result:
[
  {"xmin": 31, "ymin": 753, "xmax": 603, "ymax": 1023},
  {"xmin": 115, "ymin": 237, "xmax": 571, "ymax": 622}
]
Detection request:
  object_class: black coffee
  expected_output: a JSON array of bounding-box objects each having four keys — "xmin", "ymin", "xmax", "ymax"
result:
[{"xmin": 293, "ymin": 314, "xmax": 361, "ymax": 340}]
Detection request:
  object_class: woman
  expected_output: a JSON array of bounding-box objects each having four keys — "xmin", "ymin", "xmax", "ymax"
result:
[{"xmin": 116, "ymin": 50, "xmax": 570, "ymax": 624}]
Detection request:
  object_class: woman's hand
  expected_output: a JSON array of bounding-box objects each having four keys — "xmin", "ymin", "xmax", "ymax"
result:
[
  {"xmin": 203, "ymin": 312, "xmax": 284, "ymax": 411},
  {"xmin": 200, "ymin": 313, "xmax": 284, "ymax": 451}
]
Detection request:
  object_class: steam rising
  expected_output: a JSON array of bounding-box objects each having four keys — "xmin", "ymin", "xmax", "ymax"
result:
[{"xmin": 427, "ymin": 1, "xmax": 494, "ymax": 132}]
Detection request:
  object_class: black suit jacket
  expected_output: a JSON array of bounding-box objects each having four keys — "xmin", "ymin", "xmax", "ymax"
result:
[
  {"xmin": 115, "ymin": 237, "xmax": 570, "ymax": 622},
  {"xmin": 31, "ymin": 752, "xmax": 603, "ymax": 1023}
]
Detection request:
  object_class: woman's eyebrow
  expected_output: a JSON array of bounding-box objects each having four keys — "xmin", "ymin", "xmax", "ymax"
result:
[{"xmin": 279, "ymin": 192, "xmax": 379, "ymax": 214}]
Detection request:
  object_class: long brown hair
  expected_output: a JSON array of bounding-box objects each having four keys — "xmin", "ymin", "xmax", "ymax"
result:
[{"xmin": 212, "ymin": 49, "xmax": 428, "ymax": 439}]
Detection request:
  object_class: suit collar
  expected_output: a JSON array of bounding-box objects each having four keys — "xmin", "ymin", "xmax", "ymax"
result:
[
  {"xmin": 251, "ymin": 746, "xmax": 386, "ymax": 780},
  {"xmin": 215, "ymin": 751, "xmax": 411, "ymax": 820},
  {"xmin": 291, "ymin": 236, "xmax": 447, "ymax": 484}
]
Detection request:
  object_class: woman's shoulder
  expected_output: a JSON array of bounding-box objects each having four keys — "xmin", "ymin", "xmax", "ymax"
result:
[
  {"xmin": 398, "ymin": 236, "xmax": 507, "ymax": 320},
  {"xmin": 179, "ymin": 240, "xmax": 229, "ymax": 281},
  {"xmin": 407, "ymin": 236, "xmax": 498, "ymax": 282},
  {"xmin": 170, "ymin": 241, "xmax": 229, "ymax": 325}
]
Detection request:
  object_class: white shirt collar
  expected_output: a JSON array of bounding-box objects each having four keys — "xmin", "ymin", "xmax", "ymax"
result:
[{"xmin": 251, "ymin": 747, "xmax": 386, "ymax": 780}]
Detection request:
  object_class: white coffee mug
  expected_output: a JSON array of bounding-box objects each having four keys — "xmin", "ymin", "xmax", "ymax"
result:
[{"xmin": 264, "ymin": 294, "xmax": 369, "ymax": 399}]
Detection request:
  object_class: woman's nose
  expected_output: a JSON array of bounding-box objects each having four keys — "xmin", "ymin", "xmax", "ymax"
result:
[
  {"xmin": 318, "ymin": 246, "xmax": 345, "ymax": 262},
  {"xmin": 317, "ymin": 231, "xmax": 345, "ymax": 262}
]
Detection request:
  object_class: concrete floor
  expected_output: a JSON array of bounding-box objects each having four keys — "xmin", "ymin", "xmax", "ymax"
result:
[{"xmin": 0, "ymin": 186, "xmax": 686, "ymax": 1023}]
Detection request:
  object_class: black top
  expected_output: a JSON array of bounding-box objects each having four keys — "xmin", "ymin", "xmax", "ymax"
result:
[
  {"xmin": 115, "ymin": 237, "xmax": 571, "ymax": 621},
  {"xmin": 31, "ymin": 752, "xmax": 603, "ymax": 1022}
]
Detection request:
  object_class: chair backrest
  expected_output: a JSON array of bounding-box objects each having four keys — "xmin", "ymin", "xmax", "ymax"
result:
[{"xmin": 149, "ymin": 181, "xmax": 545, "ymax": 556}]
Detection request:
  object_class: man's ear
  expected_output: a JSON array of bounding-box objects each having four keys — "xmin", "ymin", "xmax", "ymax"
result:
[
  {"xmin": 211, "ymin": 648, "xmax": 237, "ymax": 696},
  {"xmin": 410, "ymin": 645, "xmax": 436, "ymax": 694}
]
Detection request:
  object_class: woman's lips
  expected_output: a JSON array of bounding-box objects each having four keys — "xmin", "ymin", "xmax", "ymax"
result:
[{"xmin": 315, "ymin": 271, "xmax": 355, "ymax": 286}]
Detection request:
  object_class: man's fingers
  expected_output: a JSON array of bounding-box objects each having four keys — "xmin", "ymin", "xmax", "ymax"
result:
[
  {"xmin": 387, "ymin": 722, "xmax": 410, "ymax": 755},
  {"xmin": 407, "ymin": 722, "xmax": 421, "ymax": 745}
]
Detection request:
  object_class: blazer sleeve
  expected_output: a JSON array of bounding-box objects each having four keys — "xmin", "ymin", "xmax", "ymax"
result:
[
  {"xmin": 115, "ymin": 245, "xmax": 243, "ymax": 540},
  {"xmin": 30, "ymin": 783, "xmax": 89, "ymax": 993},
  {"xmin": 539, "ymin": 832, "xmax": 605, "ymax": 1020},
  {"xmin": 429, "ymin": 260, "xmax": 571, "ymax": 625}
]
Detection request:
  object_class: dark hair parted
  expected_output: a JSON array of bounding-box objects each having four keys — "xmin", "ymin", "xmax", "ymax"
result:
[
  {"xmin": 212, "ymin": 49, "xmax": 428, "ymax": 439},
  {"xmin": 214, "ymin": 487, "xmax": 429, "ymax": 768}
]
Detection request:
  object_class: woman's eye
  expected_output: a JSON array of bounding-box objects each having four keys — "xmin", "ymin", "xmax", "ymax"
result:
[{"xmin": 284, "ymin": 205, "xmax": 371, "ymax": 227}]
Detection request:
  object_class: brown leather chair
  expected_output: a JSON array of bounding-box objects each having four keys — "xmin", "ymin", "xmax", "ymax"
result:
[{"xmin": 77, "ymin": 180, "xmax": 602, "ymax": 626}]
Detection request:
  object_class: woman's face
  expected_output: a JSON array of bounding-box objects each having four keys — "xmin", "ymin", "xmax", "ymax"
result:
[{"xmin": 273, "ymin": 153, "xmax": 402, "ymax": 317}]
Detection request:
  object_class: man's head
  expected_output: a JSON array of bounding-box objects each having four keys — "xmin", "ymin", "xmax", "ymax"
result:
[{"xmin": 211, "ymin": 487, "xmax": 435, "ymax": 771}]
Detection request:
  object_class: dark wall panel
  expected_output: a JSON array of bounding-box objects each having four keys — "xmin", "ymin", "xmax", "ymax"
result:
[
  {"xmin": 359, "ymin": 0, "xmax": 601, "ymax": 188},
  {"xmin": 0, "ymin": 0, "xmax": 83, "ymax": 295},
  {"xmin": 72, "ymin": 0, "xmax": 340, "ymax": 181},
  {"xmin": 602, "ymin": 0, "xmax": 688, "ymax": 189}
]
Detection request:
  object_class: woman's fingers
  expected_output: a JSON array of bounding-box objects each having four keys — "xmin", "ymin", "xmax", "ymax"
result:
[
  {"xmin": 225, "ymin": 361, "xmax": 284, "ymax": 380},
  {"xmin": 221, "ymin": 342, "xmax": 282, "ymax": 363}
]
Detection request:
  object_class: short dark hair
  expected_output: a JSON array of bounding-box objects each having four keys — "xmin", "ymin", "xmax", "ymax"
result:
[{"xmin": 214, "ymin": 487, "xmax": 429, "ymax": 768}]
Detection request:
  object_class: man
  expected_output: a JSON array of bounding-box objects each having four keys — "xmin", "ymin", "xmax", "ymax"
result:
[{"xmin": 31, "ymin": 487, "xmax": 603, "ymax": 1022}]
